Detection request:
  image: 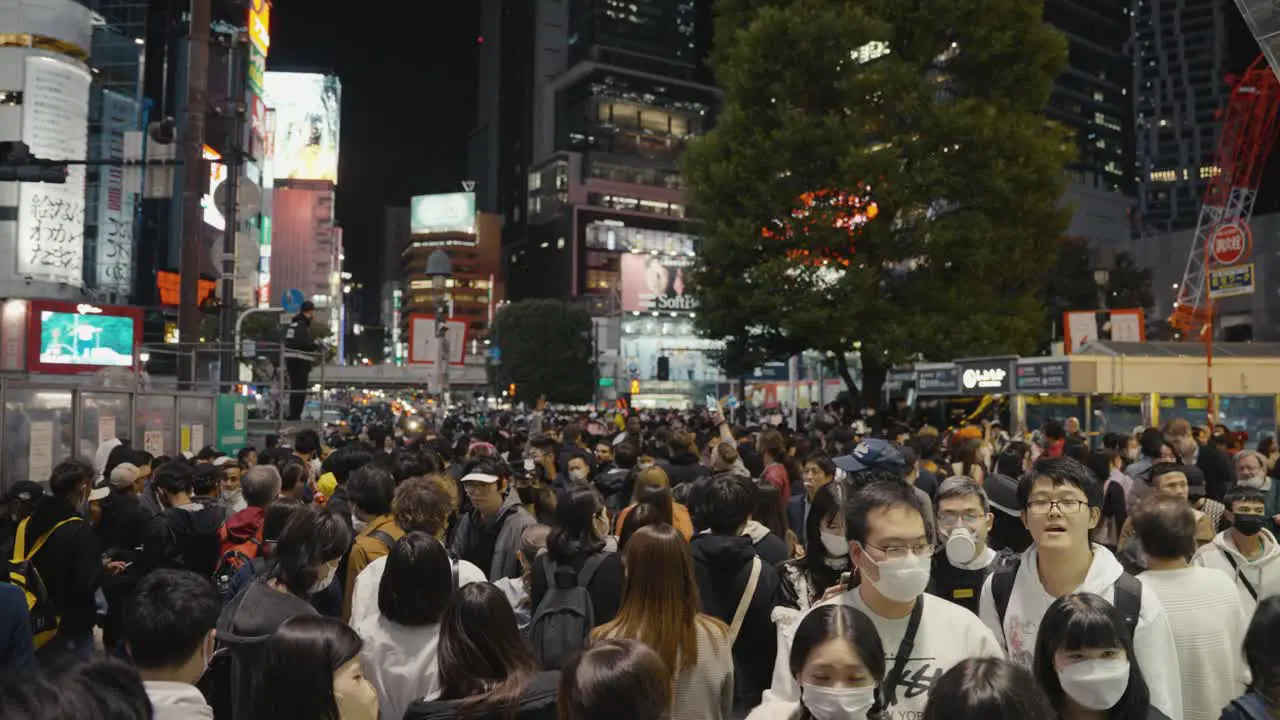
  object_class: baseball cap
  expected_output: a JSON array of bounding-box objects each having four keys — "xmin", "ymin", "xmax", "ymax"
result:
[
  {"xmin": 110, "ymin": 463, "xmax": 141, "ymax": 490},
  {"xmin": 88, "ymin": 485, "xmax": 110, "ymax": 502},
  {"xmin": 833, "ymin": 438, "xmax": 906, "ymax": 474},
  {"xmin": 4, "ymin": 481, "xmax": 44, "ymax": 503},
  {"xmin": 461, "ymin": 472, "xmax": 500, "ymax": 485},
  {"xmin": 984, "ymin": 473, "xmax": 1021, "ymax": 517}
]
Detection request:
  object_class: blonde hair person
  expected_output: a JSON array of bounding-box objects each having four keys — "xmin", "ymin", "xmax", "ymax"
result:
[
  {"xmin": 593, "ymin": 524, "xmax": 734, "ymax": 720},
  {"xmin": 614, "ymin": 466, "xmax": 694, "ymax": 540}
]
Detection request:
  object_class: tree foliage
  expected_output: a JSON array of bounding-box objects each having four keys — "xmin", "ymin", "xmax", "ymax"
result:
[
  {"xmin": 1046, "ymin": 240, "xmax": 1154, "ymax": 336},
  {"xmin": 493, "ymin": 299, "xmax": 595, "ymax": 405},
  {"xmin": 685, "ymin": 0, "xmax": 1074, "ymax": 406}
]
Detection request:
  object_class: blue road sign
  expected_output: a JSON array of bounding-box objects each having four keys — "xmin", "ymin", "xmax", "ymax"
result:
[{"xmin": 281, "ymin": 288, "xmax": 305, "ymax": 314}]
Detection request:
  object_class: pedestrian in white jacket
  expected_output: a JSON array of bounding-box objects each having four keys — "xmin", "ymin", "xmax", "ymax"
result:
[
  {"xmin": 977, "ymin": 457, "xmax": 1182, "ymax": 720},
  {"xmin": 1194, "ymin": 485, "xmax": 1280, "ymax": 620}
]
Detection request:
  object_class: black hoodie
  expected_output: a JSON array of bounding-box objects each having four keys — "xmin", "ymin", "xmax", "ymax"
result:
[
  {"xmin": 142, "ymin": 503, "xmax": 223, "ymax": 576},
  {"xmin": 22, "ymin": 497, "xmax": 101, "ymax": 636},
  {"xmin": 663, "ymin": 450, "xmax": 711, "ymax": 487},
  {"xmin": 689, "ymin": 533, "xmax": 779, "ymax": 712}
]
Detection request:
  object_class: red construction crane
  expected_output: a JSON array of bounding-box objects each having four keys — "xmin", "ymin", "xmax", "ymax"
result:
[{"xmin": 1169, "ymin": 55, "xmax": 1280, "ymax": 336}]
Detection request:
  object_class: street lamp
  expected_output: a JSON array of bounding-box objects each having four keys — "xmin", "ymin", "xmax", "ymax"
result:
[
  {"xmin": 426, "ymin": 250, "xmax": 453, "ymax": 407},
  {"xmin": 1092, "ymin": 247, "xmax": 1115, "ymax": 310}
]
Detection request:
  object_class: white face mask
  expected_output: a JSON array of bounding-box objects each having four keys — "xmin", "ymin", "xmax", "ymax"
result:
[
  {"xmin": 523, "ymin": 458, "xmax": 536, "ymax": 473},
  {"xmin": 860, "ymin": 548, "xmax": 931, "ymax": 603},
  {"xmin": 1057, "ymin": 659, "xmax": 1130, "ymax": 710},
  {"xmin": 801, "ymin": 683, "xmax": 876, "ymax": 720},
  {"xmin": 351, "ymin": 515, "xmax": 368, "ymax": 533},
  {"xmin": 310, "ymin": 562, "xmax": 338, "ymax": 594},
  {"xmin": 1239, "ymin": 473, "xmax": 1266, "ymax": 489},
  {"xmin": 820, "ymin": 531, "xmax": 850, "ymax": 557},
  {"xmin": 944, "ymin": 527, "xmax": 979, "ymax": 566},
  {"xmin": 637, "ymin": 461, "xmax": 655, "ymax": 471},
  {"xmin": 570, "ymin": 469, "xmax": 589, "ymax": 483},
  {"xmin": 223, "ymin": 488, "xmax": 243, "ymax": 503}
]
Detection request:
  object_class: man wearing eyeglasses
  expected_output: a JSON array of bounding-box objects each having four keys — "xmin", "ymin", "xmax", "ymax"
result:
[
  {"xmin": 927, "ymin": 476, "xmax": 1011, "ymax": 615},
  {"xmin": 977, "ymin": 456, "xmax": 1183, "ymax": 720}
]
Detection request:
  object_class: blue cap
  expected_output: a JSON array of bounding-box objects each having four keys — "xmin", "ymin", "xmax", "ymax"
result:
[{"xmin": 833, "ymin": 438, "xmax": 906, "ymax": 474}]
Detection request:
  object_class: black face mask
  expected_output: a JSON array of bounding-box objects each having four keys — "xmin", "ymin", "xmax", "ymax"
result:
[{"xmin": 1234, "ymin": 513, "xmax": 1265, "ymax": 537}]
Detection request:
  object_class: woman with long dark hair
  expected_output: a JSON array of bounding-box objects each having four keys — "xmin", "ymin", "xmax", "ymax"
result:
[
  {"xmin": 404, "ymin": 582, "xmax": 559, "ymax": 720},
  {"xmin": 779, "ymin": 482, "xmax": 849, "ymax": 612},
  {"xmin": 354, "ymin": 532, "xmax": 456, "ymax": 720},
  {"xmin": 593, "ymin": 524, "xmax": 733, "ymax": 720},
  {"xmin": 746, "ymin": 604, "xmax": 886, "ymax": 720},
  {"xmin": 529, "ymin": 486, "xmax": 625, "ymax": 634},
  {"xmin": 248, "ymin": 615, "xmax": 377, "ymax": 720},
  {"xmin": 1032, "ymin": 593, "xmax": 1170, "ymax": 720},
  {"xmin": 558, "ymin": 638, "xmax": 673, "ymax": 720}
]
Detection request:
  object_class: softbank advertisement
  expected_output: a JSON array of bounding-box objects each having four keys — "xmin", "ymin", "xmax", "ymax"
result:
[{"xmin": 619, "ymin": 253, "xmax": 699, "ymax": 313}]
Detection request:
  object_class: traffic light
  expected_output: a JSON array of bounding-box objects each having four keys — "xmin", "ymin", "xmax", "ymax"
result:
[
  {"xmin": 656, "ymin": 355, "xmax": 670, "ymax": 381},
  {"xmin": 508, "ymin": 383, "xmax": 516, "ymax": 397},
  {"xmin": 0, "ymin": 142, "xmax": 68, "ymax": 183}
]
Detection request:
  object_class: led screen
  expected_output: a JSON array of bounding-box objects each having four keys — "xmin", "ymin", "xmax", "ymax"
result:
[{"xmin": 38, "ymin": 311, "xmax": 135, "ymax": 367}]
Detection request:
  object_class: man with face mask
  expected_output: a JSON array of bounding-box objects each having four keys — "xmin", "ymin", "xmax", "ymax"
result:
[
  {"xmin": 127, "ymin": 569, "xmax": 219, "ymax": 719},
  {"xmin": 1195, "ymin": 485, "xmax": 1280, "ymax": 620},
  {"xmin": 927, "ymin": 476, "xmax": 1007, "ymax": 615},
  {"xmin": 765, "ymin": 480, "xmax": 1003, "ymax": 717}
]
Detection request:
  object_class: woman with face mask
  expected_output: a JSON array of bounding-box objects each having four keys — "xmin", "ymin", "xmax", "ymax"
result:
[
  {"xmin": 747, "ymin": 604, "xmax": 887, "ymax": 720},
  {"xmin": 1032, "ymin": 593, "xmax": 1171, "ymax": 720},
  {"xmin": 529, "ymin": 486, "xmax": 626, "ymax": 634},
  {"xmin": 248, "ymin": 615, "xmax": 378, "ymax": 720},
  {"xmin": 779, "ymin": 482, "xmax": 849, "ymax": 612}
]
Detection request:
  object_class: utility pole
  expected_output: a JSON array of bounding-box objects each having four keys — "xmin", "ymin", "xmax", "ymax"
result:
[
  {"xmin": 218, "ymin": 33, "xmax": 248, "ymax": 390},
  {"xmin": 178, "ymin": 0, "xmax": 211, "ymax": 388}
]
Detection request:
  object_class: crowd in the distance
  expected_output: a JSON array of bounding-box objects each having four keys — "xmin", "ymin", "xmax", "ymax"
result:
[{"xmin": 2, "ymin": 405, "xmax": 1280, "ymax": 720}]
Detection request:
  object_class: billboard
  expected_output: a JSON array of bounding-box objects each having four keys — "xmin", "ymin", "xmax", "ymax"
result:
[
  {"xmin": 95, "ymin": 89, "xmax": 139, "ymax": 294},
  {"xmin": 620, "ymin": 253, "xmax": 698, "ymax": 313},
  {"xmin": 202, "ymin": 145, "xmax": 227, "ymax": 230},
  {"xmin": 248, "ymin": 0, "xmax": 271, "ymax": 56},
  {"xmin": 26, "ymin": 300, "xmax": 142, "ymax": 375},
  {"xmin": 18, "ymin": 55, "xmax": 91, "ymax": 286},
  {"xmin": 408, "ymin": 315, "xmax": 467, "ymax": 365},
  {"xmin": 264, "ymin": 72, "xmax": 341, "ymax": 184},
  {"xmin": 411, "ymin": 192, "xmax": 476, "ymax": 235}
]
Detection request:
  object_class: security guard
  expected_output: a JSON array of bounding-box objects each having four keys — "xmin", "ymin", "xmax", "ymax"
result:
[{"xmin": 284, "ymin": 301, "xmax": 318, "ymax": 420}]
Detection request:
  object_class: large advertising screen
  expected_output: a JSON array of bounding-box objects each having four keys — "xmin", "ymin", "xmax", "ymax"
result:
[
  {"xmin": 620, "ymin": 253, "xmax": 698, "ymax": 313},
  {"xmin": 18, "ymin": 55, "xmax": 91, "ymax": 286},
  {"xmin": 411, "ymin": 192, "xmax": 476, "ymax": 235},
  {"xmin": 27, "ymin": 301, "xmax": 142, "ymax": 375},
  {"xmin": 264, "ymin": 72, "xmax": 341, "ymax": 184}
]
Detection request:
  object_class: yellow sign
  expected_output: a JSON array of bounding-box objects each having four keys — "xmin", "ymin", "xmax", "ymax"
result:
[
  {"xmin": 630, "ymin": 379, "xmax": 641, "ymax": 395},
  {"xmin": 248, "ymin": 0, "xmax": 271, "ymax": 56}
]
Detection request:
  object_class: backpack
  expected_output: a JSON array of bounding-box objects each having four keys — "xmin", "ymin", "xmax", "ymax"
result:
[
  {"xmin": 159, "ymin": 507, "xmax": 222, "ymax": 577},
  {"xmin": 367, "ymin": 529, "xmax": 396, "ymax": 554},
  {"xmin": 528, "ymin": 554, "xmax": 606, "ymax": 670},
  {"xmin": 991, "ymin": 556, "xmax": 1142, "ymax": 643},
  {"xmin": 5, "ymin": 516, "xmax": 82, "ymax": 649},
  {"xmin": 214, "ymin": 525, "xmax": 264, "ymax": 603}
]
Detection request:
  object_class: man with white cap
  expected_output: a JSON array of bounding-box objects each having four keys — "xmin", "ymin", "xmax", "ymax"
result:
[{"xmin": 451, "ymin": 456, "xmax": 536, "ymax": 581}]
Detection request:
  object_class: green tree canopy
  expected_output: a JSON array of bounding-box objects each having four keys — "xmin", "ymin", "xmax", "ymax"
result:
[
  {"xmin": 685, "ymin": 0, "xmax": 1074, "ymax": 406},
  {"xmin": 493, "ymin": 299, "xmax": 595, "ymax": 405}
]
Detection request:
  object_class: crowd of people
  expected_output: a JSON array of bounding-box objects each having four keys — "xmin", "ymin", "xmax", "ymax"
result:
[{"xmin": 1, "ymin": 405, "xmax": 1280, "ymax": 720}]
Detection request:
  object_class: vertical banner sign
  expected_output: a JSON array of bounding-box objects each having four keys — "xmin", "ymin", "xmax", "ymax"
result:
[
  {"xmin": 247, "ymin": 48, "xmax": 266, "ymax": 95},
  {"xmin": 96, "ymin": 89, "xmax": 139, "ymax": 293},
  {"xmin": 248, "ymin": 0, "xmax": 271, "ymax": 57},
  {"xmin": 18, "ymin": 56, "xmax": 91, "ymax": 285}
]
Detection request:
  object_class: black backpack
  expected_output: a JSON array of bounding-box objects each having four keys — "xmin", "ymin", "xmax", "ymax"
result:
[
  {"xmin": 991, "ymin": 556, "xmax": 1142, "ymax": 642},
  {"xmin": 528, "ymin": 554, "xmax": 606, "ymax": 670}
]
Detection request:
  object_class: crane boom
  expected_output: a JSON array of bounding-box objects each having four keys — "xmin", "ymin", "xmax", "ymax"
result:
[{"xmin": 1169, "ymin": 55, "xmax": 1280, "ymax": 336}]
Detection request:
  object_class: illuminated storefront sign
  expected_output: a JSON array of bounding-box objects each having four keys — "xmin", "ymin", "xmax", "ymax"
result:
[{"xmin": 248, "ymin": 0, "xmax": 271, "ymax": 56}]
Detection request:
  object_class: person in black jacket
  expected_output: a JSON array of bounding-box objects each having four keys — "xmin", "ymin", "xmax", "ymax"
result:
[
  {"xmin": 23, "ymin": 459, "xmax": 103, "ymax": 669},
  {"xmin": 142, "ymin": 461, "xmax": 223, "ymax": 577},
  {"xmin": 529, "ymin": 486, "xmax": 624, "ymax": 627},
  {"xmin": 663, "ymin": 431, "xmax": 711, "ymax": 488},
  {"xmin": 283, "ymin": 301, "xmax": 318, "ymax": 420},
  {"xmin": 687, "ymin": 472, "xmax": 780, "ymax": 714}
]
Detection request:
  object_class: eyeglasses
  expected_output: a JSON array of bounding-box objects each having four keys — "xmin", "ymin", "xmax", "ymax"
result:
[
  {"xmin": 937, "ymin": 511, "xmax": 984, "ymax": 527},
  {"xmin": 864, "ymin": 541, "xmax": 934, "ymax": 560},
  {"xmin": 1026, "ymin": 498, "xmax": 1087, "ymax": 515}
]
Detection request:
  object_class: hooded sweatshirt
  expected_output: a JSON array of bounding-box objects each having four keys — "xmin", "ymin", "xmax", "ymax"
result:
[
  {"xmin": 978, "ymin": 544, "xmax": 1183, "ymax": 720},
  {"xmin": 741, "ymin": 520, "xmax": 789, "ymax": 566},
  {"xmin": 1194, "ymin": 528, "xmax": 1280, "ymax": 618},
  {"xmin": 690, "ymin": 533, "xmax": 780, "ymax": 712},
  {"xmin": 145, "ymin": 681, "xmax": 214, "ymax": 720},
  {"xmin": 451, "ymin": 489, "xmax": 536, "ymax": 581},
  {"xmin": 144, "ymin": 503, "xmax": 224, "ymax": 576}
]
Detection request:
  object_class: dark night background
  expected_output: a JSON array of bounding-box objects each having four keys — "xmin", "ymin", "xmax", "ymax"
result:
[{"xmin": 267, "ymin": 1, "xmax": 481, "ymax": 323}]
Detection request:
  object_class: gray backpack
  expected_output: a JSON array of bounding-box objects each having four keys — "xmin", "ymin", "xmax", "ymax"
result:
[{"xmin": 529, "ymin": 553, "xmax": 606, "ymax": 670}]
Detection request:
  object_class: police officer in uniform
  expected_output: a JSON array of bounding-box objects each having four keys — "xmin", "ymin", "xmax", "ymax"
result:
[{"xmin": 284, "ymin": 301, "xmax": 318, "ymax": 420}]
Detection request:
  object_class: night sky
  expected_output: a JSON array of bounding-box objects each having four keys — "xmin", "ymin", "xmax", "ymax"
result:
[{"xmin": 266, "ymin": 1, "xmax": 482, "ymax": 323}]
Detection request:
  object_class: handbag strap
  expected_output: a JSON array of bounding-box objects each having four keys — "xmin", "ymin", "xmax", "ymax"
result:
[
  {"xmin": 728, "ymin": 556, "xmax": 761, "ymax": 645},
  {"xmin": 1223, "ymin": 551, "xmax": 1260, "ymax": 601},
  {"xmin": 881, "ymin": 596, "xmax": 924, "ymax": 706}
]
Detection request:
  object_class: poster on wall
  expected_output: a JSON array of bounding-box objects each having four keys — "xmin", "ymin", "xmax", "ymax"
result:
[
  {"xmin": 18, "ymin": 55, "xmax": 91, "ymax": 285},
  {"xmin": 95, "ymin": 89, "xmax": 139, "ymax": 294},
  {"xmin": 619, "ymin": 253, "xmax": 699, "ymax": 313},
  {"xmin": 263, "ymin": 72, "xmax": 341, "ymax": 184}
]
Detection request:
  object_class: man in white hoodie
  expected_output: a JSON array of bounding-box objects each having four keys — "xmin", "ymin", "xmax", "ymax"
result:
[
  {"xmin": 978, "ymin": 456, "xmax": 1182, "ymax": 720},
  {"xmin": 124, "ymin": 569, "xmax": 218, "ymax": 720},
  {"xmin": 1195, "ymin": 485, "xmax": 1280, "ymax": 619},
  {"xmin": 765, "ymin": 479, "xmax": 1003, "ymax": 719}
]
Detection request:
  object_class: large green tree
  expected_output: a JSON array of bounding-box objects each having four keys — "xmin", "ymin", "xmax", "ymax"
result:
[
  {"xmin": 493, "ymin": 299, "xmax": 595, "ymax": 405},
  {"xmin": 685, "ymin": 0, "xmax": 1074, "ymax": 407},
  {"xmin": 1046, "ymin": 239, "xmax": 1154, "ymax": 340}
]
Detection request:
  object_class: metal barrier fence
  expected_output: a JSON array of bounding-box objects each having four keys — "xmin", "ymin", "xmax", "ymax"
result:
[{"xmin": 0, "ymin": 381, "xmax": 219, "ymax": 493}]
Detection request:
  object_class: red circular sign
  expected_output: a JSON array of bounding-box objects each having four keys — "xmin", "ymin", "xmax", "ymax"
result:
[{"xmin": 1211, "ymin": 223, "xmax": 1251, "ymax": 265}]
